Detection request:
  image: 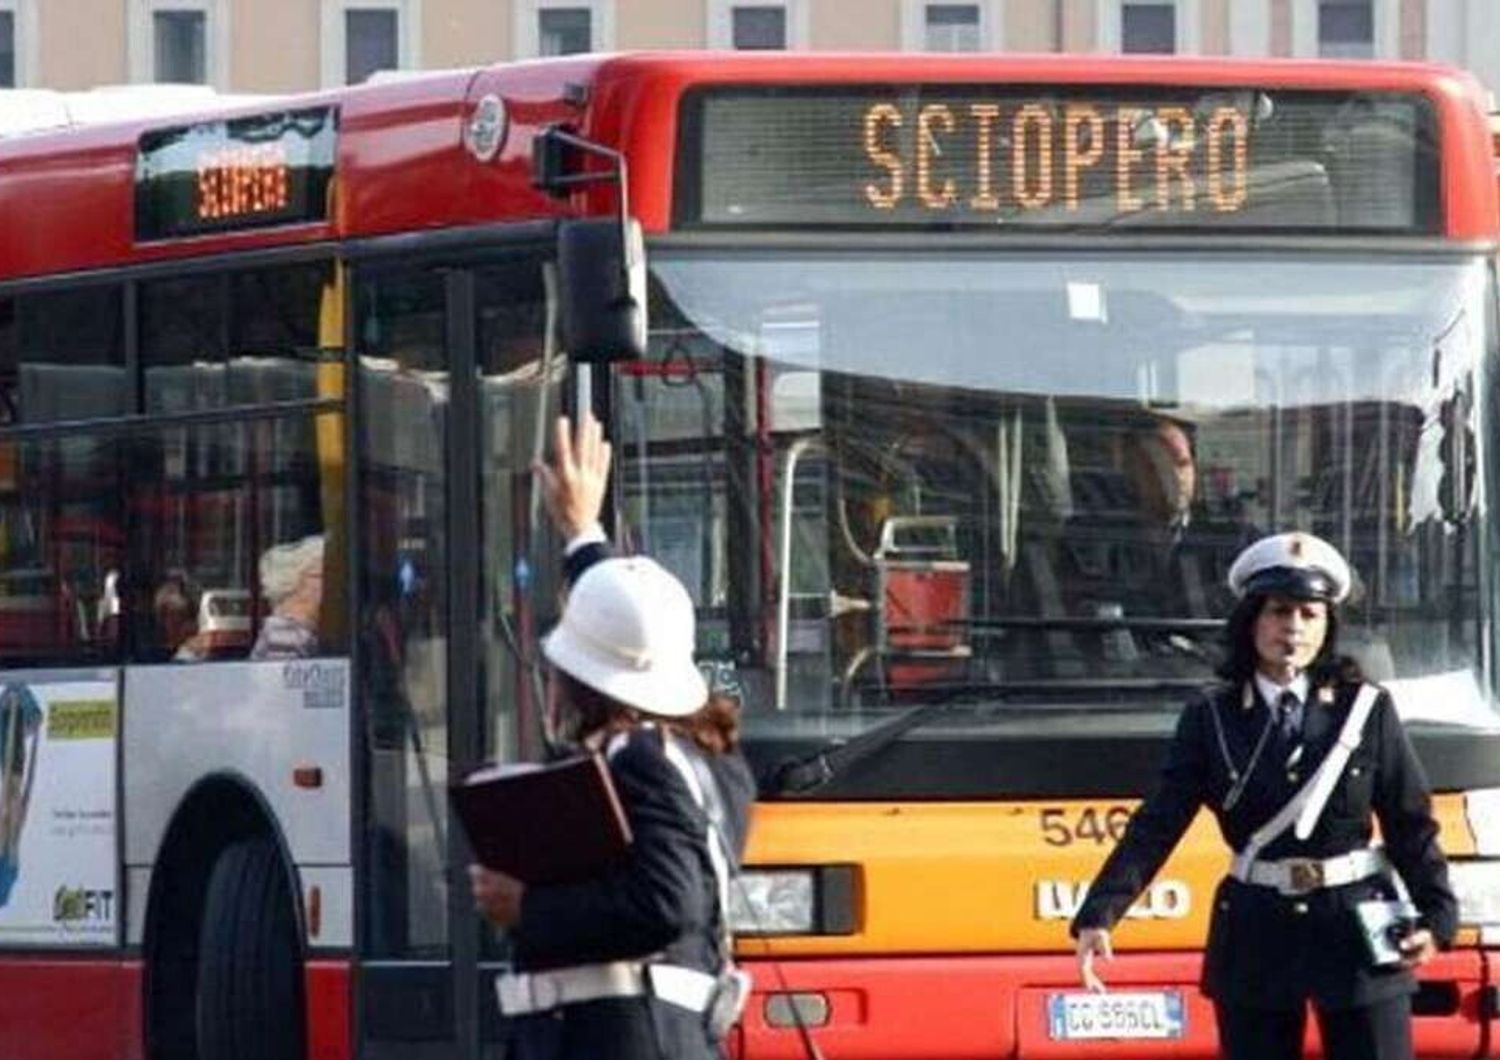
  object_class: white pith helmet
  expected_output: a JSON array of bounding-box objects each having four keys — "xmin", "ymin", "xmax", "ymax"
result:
[{"xmin": 542, "ymin": 556, "xmax": 708, "ymax": 718}]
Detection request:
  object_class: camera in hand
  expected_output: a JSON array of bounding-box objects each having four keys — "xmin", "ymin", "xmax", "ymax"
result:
[{"xmin": 1355, "ymin": 899, "xmax": 1421, "ymax": 967}]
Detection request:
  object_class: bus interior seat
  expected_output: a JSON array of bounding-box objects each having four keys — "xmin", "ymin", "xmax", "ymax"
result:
[
  {"xmin": 1018, "ymin": 539, "xmax": 1087, "ymax": 680},
  {"xmin": 1229, "ymin": 159, "xmax": 1335, "ymax": 228},
  {"xmin": 874, "ymin": 515, "xmax": 972, "ymax": 690},
  {"xmin": 198, "ymin": 588, "xmax": 252, "ymax": 658}
]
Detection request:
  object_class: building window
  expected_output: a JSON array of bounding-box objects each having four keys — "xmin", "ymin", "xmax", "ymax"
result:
[
  {"xmin": 925, "ymin": 3, "xmax": 980, "ymax": 51},
  {"xmin": 321, "ymin": 1, "xmax": 417, "ymax": 88},
  {"xmin": 708, "ymin": 1, "xmax": 805, "ymax": 49},
  {"xmin": 539, "ymin": 6, "xmax": 592, "ymax": 55},
  {"xmin": 1318, "ymin": 0, "xmax": 1373, "ymax": 58},
  {"xmin": 732, "ymin": 5, "xmax": 785, "ymax": 49},
  {"xmin": 515, "ymin": 1, "xmax": 612, "ymax": 59},
  {"xmin": 153, "ymin": 8, "xmax": 205, "ymax": 82},
  {"xmin": 130, "ymin": 1, "xmax": 226, "ymax": 87},
  {"xmin": 0, "ymin": 1, "xmax": 26, "ymax": 89},
  {"xmin": 1122, "ymin": 1, "xmax": 1176, "ymax": 53},
  {"xmin": 0, "ymin": 10, "xmax": 13, "ymax": 88},
  {"xmin": 345, "ymin": 8, "xmax": 397, "ymax": 82}
]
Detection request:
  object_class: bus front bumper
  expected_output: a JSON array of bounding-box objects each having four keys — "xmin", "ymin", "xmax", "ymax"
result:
[{"xmin": 732, "ymin": 951, "xmax": 1491, "ymax": 1059}]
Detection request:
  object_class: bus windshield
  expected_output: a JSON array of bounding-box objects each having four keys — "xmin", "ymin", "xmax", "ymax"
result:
[{"xmin": 616, "ymin": 251, "xmax": 1497, "ymax": 742}]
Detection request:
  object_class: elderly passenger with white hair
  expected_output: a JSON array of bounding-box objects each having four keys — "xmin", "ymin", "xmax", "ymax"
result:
[{"xmin": 250, "ymin": 534, "xmax": 325, "ymax": 661}]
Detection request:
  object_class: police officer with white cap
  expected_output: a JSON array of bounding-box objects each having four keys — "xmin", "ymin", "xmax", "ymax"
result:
[
  {"xmin": 469, "ymin": 415, "xmax": 754, "ymax": 1060},
  {"xmin": 1070, "ymin": 531, "xmax": 1457, "ymax": 1060}
]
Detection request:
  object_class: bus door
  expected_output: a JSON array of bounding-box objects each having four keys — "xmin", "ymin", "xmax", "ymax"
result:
[{"xmin": 353, "ymin": 247, "xmax": 565, "ymax": 1060}]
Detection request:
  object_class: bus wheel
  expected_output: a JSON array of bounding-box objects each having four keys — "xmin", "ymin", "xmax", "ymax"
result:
[{"xmin": 196, "ymin": 835, "xmax": 306, "ymax": 1060}]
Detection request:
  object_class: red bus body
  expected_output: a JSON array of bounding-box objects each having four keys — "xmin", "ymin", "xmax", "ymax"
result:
[{"xmin": 2, "ymin": 53, "xmax": 1497, "ymax": 1060}]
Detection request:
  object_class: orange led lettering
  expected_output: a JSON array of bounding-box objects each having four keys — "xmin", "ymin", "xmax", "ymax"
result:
[
  {"xmin": 198, "ymin": 167, "xmax": 219, "ymax": 219},
  {"xmin": 1207, "ymin": 107, "xmax": 1249, "ymax": 212},
  {"xmin": 1154, "ymin": 106, "xmax": 1196, "ymax": 211},
  {"xmin": 1063, "ymin": 105, "xmax": 1104, "ymax": 211},
  {"xmin": 917, "ymin": 105, "xmax": 958, "ymax": 209},
  {"xmin": 233, "ymin": 154, "xmax": 248, "ymax": 214},
  {"xmin": 1012, "ymin": 104, "xmax": 1054, "ymax": 210},
  {"xmin": 196, "ymin": 143, "xmax": 291, "ymax": 223},
  {"xmin": 1116, "ymin": 108, "xmax": 1145, "ymax": 212},
  {"xmin": 852, "ymin": 95, "xmax": 1257, "ymax": 222},
  {"xmin": 969, "ymin": 104, "xmax": 1002, "ymax": 211},
  {"xmin": 863, "ymin": 104, "xmax": 905, "ymax": 210}
]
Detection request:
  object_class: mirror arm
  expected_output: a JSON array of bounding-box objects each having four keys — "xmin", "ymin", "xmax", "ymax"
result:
[{"xmin": 533, "ymin": 124, "xmax": 634, "ymax": 273}]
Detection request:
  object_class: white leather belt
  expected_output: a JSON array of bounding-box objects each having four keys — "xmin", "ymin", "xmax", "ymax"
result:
[
  {"xmin": 1229, "ymin": 847, "xmax": 1388, "ymax": 896},
  {"xmin": 495, "ymin": 961, "xmax": 718, "ymax": 1017}
]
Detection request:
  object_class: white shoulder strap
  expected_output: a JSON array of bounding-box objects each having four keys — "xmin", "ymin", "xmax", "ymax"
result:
[
  {"xmin": 660, "ymin": 735, "xmax": 733, "ymax": 937},
  {"xmin": 1293, "ymin": 683, "xmax": 1381, "ymax": 840},
  {"xmin": 1240, "ymin": 683, "xmax": 1380, "ymax": 863}
]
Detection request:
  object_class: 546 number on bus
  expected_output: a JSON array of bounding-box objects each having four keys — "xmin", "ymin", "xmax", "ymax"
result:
[{"xmin": 1039, "ymin": 806, "xmax": 1133, "ymax": 847}]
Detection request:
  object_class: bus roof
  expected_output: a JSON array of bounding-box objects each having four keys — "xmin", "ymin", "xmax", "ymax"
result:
[
  {"xmin": 2, "ymin": 52, "xmax": 1495, "ymax": 284},
  {"xmin": 0, "ymin": 85, "xmax": 276, "ymax": 138}
]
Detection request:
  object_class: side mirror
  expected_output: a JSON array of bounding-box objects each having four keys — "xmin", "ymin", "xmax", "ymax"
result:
[{"xmin": 557, "ymin": 218, "xmax": 647, "ymax": 363}]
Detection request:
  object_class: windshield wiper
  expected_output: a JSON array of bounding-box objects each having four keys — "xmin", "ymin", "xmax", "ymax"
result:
[
  {"xmin": 767, "ymin": 698, "xmax": 964, "ymax": 796},
  {"xmin": 765, "ymin": 677, "xmax": 1208, "ymax": 796}
]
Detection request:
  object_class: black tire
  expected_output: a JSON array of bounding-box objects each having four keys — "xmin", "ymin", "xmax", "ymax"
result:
[{"xmin": 196, "ymin": 835, "xmax": 306, "ymax": 1060}]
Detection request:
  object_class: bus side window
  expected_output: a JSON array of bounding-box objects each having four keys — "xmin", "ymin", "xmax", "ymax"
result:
[
  {"xmin": 130, "ymin": 264, "xmax": 346, "ymax": 664},
  {"xmin": 0, "ymin": 286, "xmax": 127, "ymax": 668}
]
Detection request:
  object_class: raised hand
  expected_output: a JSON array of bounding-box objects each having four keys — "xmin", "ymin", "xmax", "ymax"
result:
[{"xmin": 534, "ymin": 413, "xmax": 612, "ymax": 539}]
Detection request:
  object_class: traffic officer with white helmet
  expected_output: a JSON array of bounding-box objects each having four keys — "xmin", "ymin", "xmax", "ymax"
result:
[
  {"xmin": 1071, "ymin": 530, "xmax": 1457, "ymax": 1060},
  {"xmin": 470, "ymin": 415, "xmax": 755, "ymax": 1060}
]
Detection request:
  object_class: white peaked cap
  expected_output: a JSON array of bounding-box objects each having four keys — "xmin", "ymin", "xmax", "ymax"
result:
[
  {"xmin": 542, "ymin": 556, "xmax": 708, "ymax": 718},
  {"xmin": 1226, "ymin": 531, "xmax": 1353, "ymax": 604}
]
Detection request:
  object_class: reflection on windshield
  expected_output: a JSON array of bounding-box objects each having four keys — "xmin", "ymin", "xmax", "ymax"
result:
[{"xmin": 613, "ymin": 253, "xmax": 1495, "ymax": 735}]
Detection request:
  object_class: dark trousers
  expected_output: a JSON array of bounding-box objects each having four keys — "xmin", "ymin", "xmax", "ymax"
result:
[{"xmin": 1215, "ymin": 996, "xmax": 1413, "ymax": 1060}]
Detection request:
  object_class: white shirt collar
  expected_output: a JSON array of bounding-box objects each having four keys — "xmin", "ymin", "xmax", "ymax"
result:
[{"xmin": 1254, "ymin": 671, "xmax": 1309, "ymax": 707}]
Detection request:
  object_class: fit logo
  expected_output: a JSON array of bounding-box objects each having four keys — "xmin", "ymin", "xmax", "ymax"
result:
[
  {"xmin": 1035, "ymin": 879, "xmax": 1191, "ymax": 920},
  {"xmin": 53, "ymin": 886, "xmax": 114, "ymax": 924}
]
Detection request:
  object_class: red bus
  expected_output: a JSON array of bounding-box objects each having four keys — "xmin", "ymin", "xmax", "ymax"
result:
[{"xmin": 3, "ymin": 52, "xmax": 1500, "ymax": 1060}]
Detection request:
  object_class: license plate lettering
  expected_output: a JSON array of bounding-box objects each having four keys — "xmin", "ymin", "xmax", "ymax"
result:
[{"xmin": 1047, "ymin": 990, "xmax": 1185, "ymax": 1040}]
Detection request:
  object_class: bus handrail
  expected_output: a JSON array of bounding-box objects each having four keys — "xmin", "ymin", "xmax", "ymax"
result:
[{"xmin": 775, "ymin": 435, "xmax": 824, "ymax": 711}]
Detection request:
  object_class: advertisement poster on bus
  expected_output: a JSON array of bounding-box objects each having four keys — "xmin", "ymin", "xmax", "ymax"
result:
[{"xmin": 0, "ymin": 672, "xmax": 117, "ymax": 947}]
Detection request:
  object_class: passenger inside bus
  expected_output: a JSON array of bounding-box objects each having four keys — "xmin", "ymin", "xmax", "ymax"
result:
[
  {"xmin": 1124, "ymin": 414, "xmax": 1196, "ymax": 542},
  {"xmin": 1054, "ymin": 412, "xmax": 1246, "ymax": 623},
  {"xmin": 250, "ymin": 534, "xmax": 325, "ymax": 660},
  {"xmin": 153, "ymin": 571, "xmax": 212, "ymax": 663}
]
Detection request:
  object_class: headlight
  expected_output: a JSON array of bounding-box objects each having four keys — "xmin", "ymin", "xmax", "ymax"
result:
[
  {"xmin": 728, "ymin": 865, "xmax": 858, "ymax": 936},
  {"xmin": 730, "ymin": 869, "xmax": 815, "ymax": 934},
  {"xmin": 1448, "ymin": 859, "xmax": 1500, "ymax": 926}
]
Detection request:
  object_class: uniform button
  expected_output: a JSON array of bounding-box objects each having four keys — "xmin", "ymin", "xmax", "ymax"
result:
[
  {"xmin": 1287, "ymin": 772, "xmax": 1300, "ymax": 784},
  {"xmin": 1350, "ymin": 767, "xmax": 1362, "ymax": 777},
  {"xmin": 1293, "ymin": 901, "xmax": 1310, "ymax": 915}
]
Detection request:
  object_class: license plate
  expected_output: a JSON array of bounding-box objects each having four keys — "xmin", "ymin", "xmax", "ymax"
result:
[{"xmin": 1046, "ymin": 990, "xmax": 1186, "ymax": 1040}]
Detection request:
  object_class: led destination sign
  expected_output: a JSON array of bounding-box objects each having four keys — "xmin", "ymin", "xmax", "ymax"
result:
[
  {"xmin": 861, "ymin": 100, "xmax": 1249, "ymax": 214},
  {"xmin": 679, "ymin": 87, "xmax": 1438, "ymax": 232},
  {"xmin": 136, "ymin": 106, "xmax": 337, "ymax": 241}
]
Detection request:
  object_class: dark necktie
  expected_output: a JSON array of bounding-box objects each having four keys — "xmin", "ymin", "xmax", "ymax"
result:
[{"xmin": 1276, "ymin": 689, "xmax": 1303, "ymax": 747}]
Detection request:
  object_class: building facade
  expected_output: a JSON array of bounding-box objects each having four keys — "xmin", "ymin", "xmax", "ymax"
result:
[{"xmin": 3, "ymin": 0, "xmax": 1499, "ymax": 100}]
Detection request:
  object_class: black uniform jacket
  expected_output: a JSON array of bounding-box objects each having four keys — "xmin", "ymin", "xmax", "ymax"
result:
[
  {"xmin": 1071, "ymin": 679, "xmax": 1458, "ymax": 1011},
  {"xmin": 506, "ymin": 538, "xmax": 757, "ymax": 1059}
]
